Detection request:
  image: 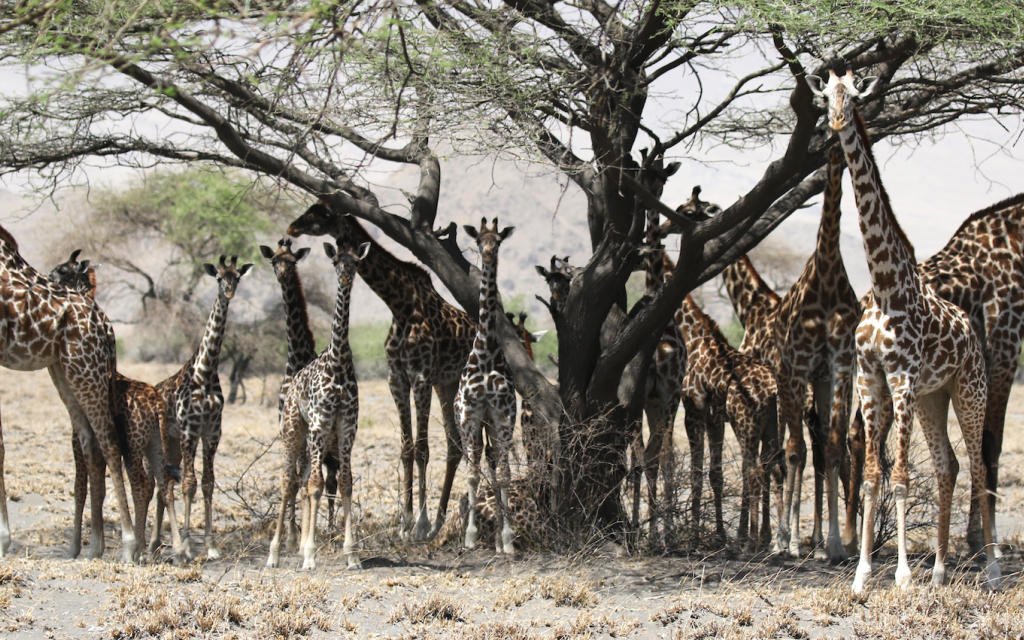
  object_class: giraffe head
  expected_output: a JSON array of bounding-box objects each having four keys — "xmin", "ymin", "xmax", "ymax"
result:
[
  {"xmin": 203, "ymin": 255, "xmax": 253, "ymax": 300},
  {"xmin": 464, "ymin": 217, "xmax": 514, "ymax": 265},
  {"xmin": 675, "ymin": 186, "xmax": 722, "ymax": 222},
  {"xmin": 536, "ymin": 255, "xmax": 575, "ymax": 310},
  {"xmin": 506, "ymin": 311, "xmax": 548, "ymax": 360},
  {"xmin": 806, "ymin": 66, "xmax": 879, "ymax": 131},
  {"xmin": 288, "ymin": 201, "xmax": 342, "ymax": 238},
  {"xmin": 48, "ymin": 249, "xmax": 94, "ymax": 294},
  {"xmin": 324, "ymin": 238, "xmax": 371, "ymax": 287},
  {"xmin": 259, "ymin": 238, "xmax": 311, "ymax": 283},
  {"xmin": 638, "ymin": 148, "xmax": 681, "ymax": 200}
]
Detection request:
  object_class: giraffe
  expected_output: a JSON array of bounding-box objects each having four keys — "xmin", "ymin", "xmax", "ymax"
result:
[
  {"xmin": 48, "ymin": 251, "xmax": 185, "ymax": 564},
  {"xmin": 917, "ymin": 195, "xmax": 1024, "ymax": 553},
  {"xmin": 675, "ymin": 293, "xmax": 780, "ymax": 549},
  {"xmin": 259, "ymin": 239, "xmax": 340, "ymax": 547},
  {"xmin": 267, "ymin": 239, "xmax": 368, "ymax": 570},
  {"xmin": 722, "ymin": 256, "xmax": 834, "ymax": 557},
  {"xmin": 456, "ymin": 217, "xmax": 518, "ymax": 553},
  {"xmin": 0, "ymin": 226, "xmax": 138, "ymax": 562},
  {"xmin": 153, "ymin": 255, "xmax": 252, "ymax": 560},
  {"xmin": 506, "ymin": 311, "xmax": 549, "ymax": 470},
  {"xmin": 768, "ymin": 146, "xmax": 862, "ymax": 563},
  {"xmin": 288, "ymin": 205, "xmax": 476, "ymax": 541},
  {"xmin": 535, "ymin": 255, "xmax": 575, "ymax": 318},
  {"xmin": 807, "ymin": 66, "xmax": 998, "ymax": 592},
  {"xmin": 631, "ymin": 150, "xmax": 686, "ymax": 545}
]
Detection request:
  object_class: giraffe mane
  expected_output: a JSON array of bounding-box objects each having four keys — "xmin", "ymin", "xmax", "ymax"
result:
[
  {"xmin": 694, "ymin": 301, "xmax": 731, "ymax": 347},
  {"xmin": 739, "ymin": 255, "xmax": 780, "ymax": 303},
  {"xmin": 0, "ymin": 224, "xmax": 19, "ymax": 253},
  {"xmin": 852, "ymin": 109, "xmax": 917, "ymax": 262},
  {"xmin": 86, "ymin": 265, "xmax": 98, "ymax": 300},
  {"xmin": 291, "ymin": 268, "xmax": 315, "ymax": 353},
  {"xmin": 948, "ymin": 192, "xmax": 1024, "ymax": 238}
]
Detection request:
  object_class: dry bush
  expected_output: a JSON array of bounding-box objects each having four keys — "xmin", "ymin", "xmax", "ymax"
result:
[
  {"xmin": 388, "ymin": 594, "xmax": 466, "ymax": 625},
  {"xmin": 536, "ymin": 575, "xmax": 597, "ymax": 608}
]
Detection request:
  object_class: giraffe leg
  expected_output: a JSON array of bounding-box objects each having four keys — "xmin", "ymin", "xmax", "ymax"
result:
[
  {"xmin": 388, "ymin": 373, "xmax": 415, "ymax": 540},
  {"xmin": 200, "ymin": 431, "xmax": 221, "ymax": 559},
  {"xmin": 288, "ymin": 447, "xmax": 309, "ymax": 549},
  {"xmin": 917, "ymin": 390, "xmax": 956, "ymax": 588},
  {"xmin": 413, "ymin": 381, "xmax": 433, "ymax": 541},
  {"xmin": 643, "ymin": 399, "xmax": 666, "ymax": 548},
  {"xmin": 629, "ymin": 418, "xmax": 644, "ymax": 531},
  {"xmin": 268, "ymin": 410, "xmax": 303, "ymax": 569},
  {"xmin": 888, "ymin": 382, "xmax": 915, "ymax": 590},
  {"xmin": 338, "ymin": 423, "xmax": 360, "ymax": 569},
  {"xmin": 460, "ymin": 406, "xmax": 484, "ymax": 550},
  {"xmin": 429, "ymin": 382, "xmax": 462, "ymax": 540},
  {"xmin": 301, "ymin": 423, "xmax": 327, "ymax": 571},
  {"xmin": 324, "ymin": 439, "xmax": 340, "ymax": 532},
  {"xmin": 683, "ymin": 401, "xmax": 705, "ymax": 538},
  {"xmin": 816, "ymin": 375, "xmax": 850, "ymax": 564},
  {"xmin": 661, "ymin": 388, "xmax": 682, "ymax": 546},
  {"xmin": 778, "ymin": 373, "xmax": 807, "ymax": 558},
  {"xmin": 852, "ymin": 368, "xmax": 886, "ymax": 595},
  {"xmin": 0, "ymin": 402, "xmax": 10, "ymax": 557},
  {"xmin": 179, "ymin": 422, "xmax": 200, "ymax": 559},
  {"xmin": 707, "ymin": 411, "xmax": 726, "ymax": 546},
  {"xmin": 490, "ymin": 398, "xmax": 517, "ymax": 555},
  {"xmin": 968, "ymin": 349, "xmax": 1013, "ymax": 555},
  {"xmin": 150, "ymin": 429, "xmax": 184, "ymax": 565},
  {"xmin": 130, "ymin": 432, "xmax": 153, "ymax": 565},
  {"xmin": 951, "ymin": 351, "xmax": 1001, "ymax": 589},
  {"xmin": 149, "ymin": 433, "xmax": 180, "ymax": 557},
  {"xmin": 805, "ymin": 387, "xmax": 827, "ymax": 559},
  {"xmin": 85, "ymin": 436, "xmax": 107, "ymax": 560},
  {"xmin": 70, "ymin": 430, "xmax": 87, "ymax": 559}
]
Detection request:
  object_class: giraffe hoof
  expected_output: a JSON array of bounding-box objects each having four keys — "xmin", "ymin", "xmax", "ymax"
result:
[{"xmin": 813, "ymin": 547, "xmax": 829, "ymax": 562}]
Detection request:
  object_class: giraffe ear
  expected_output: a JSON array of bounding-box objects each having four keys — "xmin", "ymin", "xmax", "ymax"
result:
[
  {"xmin": 530, "ymin": 330, "xmax": 549, "ymax": 343},
  {"xmin": 78, "ymin": 260, "xmax": 90, "ymax": 272},
  {"xmin": 357, "ymin": 242, "xmax": 371, "ymax": 260},
  {"xmin": 856, "ymin": 76, "xmax": 880, "ymax": 97},
  {"xmin": 238, "ymin": 263, "xmax": 253, "ymax": 277},
  {"xmin": 805, "ymin": 75, "xmax": 825, "ymax": 96},
  {"xmin": 203, "ymin": 263, "xmax": 218, "ymax": 277},
  {"xmin": 664, "ymin": 162, "xmax": 681, "ymax": 177},
  {"xmin": 295, "ymin": 247, "xmax": 311, "ymax": 262},
  {"xmin": 499, "ymin": 226, "xmax": 515, "ymax": 241},
  {"xmin": 536, "ymin": 265, "xmax": 550, "ymax": 278},
  {"xmin": 259, "ymin": 245, "xmax": 275, "ymax": 260},
  {"xmin": 324, "ymin": 242, "xmax": 337, "ymax": 259},
  {"xmin": 463, "ymin": 225, "xmax": 479, "ymax": 239}
]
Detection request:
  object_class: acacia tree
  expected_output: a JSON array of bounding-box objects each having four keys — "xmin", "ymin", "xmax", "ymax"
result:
[{"xmin": 2, "ymin": 0, "xmax": 1024, "ymax": 533}]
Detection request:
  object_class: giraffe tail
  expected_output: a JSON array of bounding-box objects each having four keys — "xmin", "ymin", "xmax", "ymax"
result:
[{"xmin": 114, "ymin": 410, "xmax": 132, "ymax": 468}]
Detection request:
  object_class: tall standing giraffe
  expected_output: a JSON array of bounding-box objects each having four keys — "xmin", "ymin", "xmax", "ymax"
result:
[
  {"xmin": 0, "ymin": 226, "xmax": 137, "ymax": 562},
  {"xmin": 260, "ymin": 239, "xmax": 340, "ymax": 544},
  {"xmin": 48, "ymin": 251, "xmax": 185, "ymax": 564},
  {"xmin": 456, "ymin": 218, "xmax": 517, "ymax": 554},
  {"xmin": 807, "ymin": 67, "xmax": 998, "ymax": 592},
  {"xmin": 268, "ymin": 239, "xmax": 368, "ymax": 570},
  {"xmin": 288, "ymin": 205, "xmax": 476, "ymax": 541},
  {"xmin": 770, "ymin": 147, "xmax": 861, "ymax": 563},
  {"xmin": 917, "ymin": 195, "xmax": 1024, "ymax": 552},
  {"xmin": 154, "ymin": 255, "xmax": 252, "ymax": 559}
]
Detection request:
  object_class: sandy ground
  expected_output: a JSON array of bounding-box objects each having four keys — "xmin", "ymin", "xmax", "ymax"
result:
[{"xmin": 0, "ymin": 362, "xmax": 1022, "ymax": 639}]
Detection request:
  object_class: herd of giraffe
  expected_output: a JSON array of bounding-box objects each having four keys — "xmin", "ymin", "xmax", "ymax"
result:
[{"xmin": 0, "ymin": 64, "xmax": 1018, "ymax": 594}]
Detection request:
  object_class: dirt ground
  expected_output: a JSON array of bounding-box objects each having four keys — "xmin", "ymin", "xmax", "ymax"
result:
[{"xmin": 0, "ymin": 362, "xmax": 1022, "ymax": 639}]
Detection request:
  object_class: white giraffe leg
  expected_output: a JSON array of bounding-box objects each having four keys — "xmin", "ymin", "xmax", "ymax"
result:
[{"xmin": 461, "ymin": 407, "xmax": 483, "ymax": 549}]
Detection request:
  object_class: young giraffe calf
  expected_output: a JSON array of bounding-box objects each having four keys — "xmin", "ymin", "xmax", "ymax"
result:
[
  {"xmin": 677, "ymin": 294, "xmax": 780, "ymax": 550},
  {"xmin": 267, "ymin": 239, "xmax": 368, "ymax": 570},
  {"xmin": 48, "ymin": 251, "xmax": 185, "ymax": 563},
  {"xmin": 456, "ymin": 218, "xmax": 517, "ymax": 553}
]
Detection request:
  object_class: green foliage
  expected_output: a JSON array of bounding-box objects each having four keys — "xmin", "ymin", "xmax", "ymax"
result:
[
  {"xmin": 93, "ymin": 167, "xmax": 278, "ymax": 265},
  {"xmin": 503, "ymin": 293, "xmax": 558, "ymax": 375},
  {"xmin": 721, "ymin": 318, "xmax": 745, "ymax": 349},
  {"xmin": 349, "ymin": 321, "xmax": 391, "ymax": 379}
]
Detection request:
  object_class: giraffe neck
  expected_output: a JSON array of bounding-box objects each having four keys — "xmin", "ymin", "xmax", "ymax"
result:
[
  {"xmin": 479, "ymin": 248, "xmax": 501, "ymax": 339},
  {"xmin": 279, "ymin": 269, "xmax": 317, "ymax": 376},
  {"xmin": 679, "ymin": 295, "xmax": 728, "ymax": 353},
  {"xmin": 840, "ymin": 109, "xmax": 919, "ymax": 315},
  {"xmin": 326, "ymin": 272, "xmax": 355, "ymax": 371},
  {"xmin": 645, "ymin": 209, "xmax": 664, "ymax": 294},
  {"xmin": 814, "ymin": 158, "xmax": 845, "ymax": 271},
  {"xmin": 191, "ymin": 292, "xmax": 229, "ymax": 388},
  {"xmin": 724, "ymin": 256, "xmax": 779, "ymax": 327},
  {"xmin": 344, "ymin": 218, "xmax": 431, "ymax": 319}
]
